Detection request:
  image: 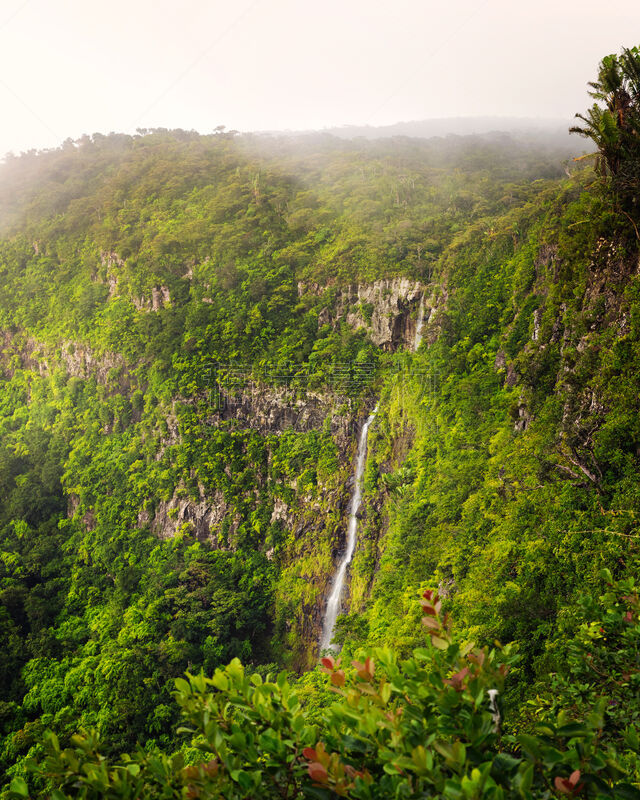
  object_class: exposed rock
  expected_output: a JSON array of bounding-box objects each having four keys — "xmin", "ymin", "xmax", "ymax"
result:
[
  {"xmin": 505, "ymin": 362, "xmax": 519, "ymax": 387},
  {"xmin": 152, "ymin": 285, "xmax": 171, "ymax": 310},
  {"xmin": 299, "ymin": 279, "xmax": 435, "ymax": 351},
  {"xmin": 67, "ymin": 493, "xmax": 96, "ymax": 531},
  {"xmin": 100, "ymin": 250, "xmax": 125, "ymax": 269},
  {"xmin": 532, "ymin": 308, "xmax": 542, "ymax": 341},
  {"xmin": 534, "ymin": 243, "xmax": 558, "ymax": 277},
  {"xmin": 270, "ymin": 497, "xmax": 290, "ymax": 524},
  {"xmin": 59, "ymin": 340, "xmax": 126, "ymax": 382},
  {"xmin": 438, "ymin": 577, "xmax": 457, "ymax": 599},
  {"xmin": 217, "ymin": 385, "xmax": 355, "ymax": 446},
  {"xmin": 107, "ymin": 273, "xmax": 119, "ymax": 298},
  {"xmin": 151, "ymin": 486, "xmax": 238, "ymax": 544},
  {"xmin": 0, "ymin": 332, "xmax": 127, "ymax": 384},
  {"xmin": 514, "ymin": 401, "xmax": 532, "ymax": 432},
  {"xmin": 133, "ymin": 285, "xmax": 171, "ymax": 312}
]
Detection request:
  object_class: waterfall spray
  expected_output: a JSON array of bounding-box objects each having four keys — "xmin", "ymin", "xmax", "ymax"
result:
[{"xmin": 319, "ymin": 405, "xmax": 378, "ymax": 652}]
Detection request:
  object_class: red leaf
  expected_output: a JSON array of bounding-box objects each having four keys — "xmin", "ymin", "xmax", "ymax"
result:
[
  {"xmin": 555, "ymin": 777, "xmax": 573, "ymax": 795},
  {"xmin": 308, "ymin": 762, "xmax": 328, "ymax": 782},
  {"xmin": 446, "ymin": 667, "xmax": 469, "ymax": 690},
  {"xmin": 330, "ymin": 670, "xmax": 346, "ymax": 686},
  {"xmin": 302, "ymin": 748, "xmax": 317, "ymax": 760},
  {"xmin": 554, "ymin": 774, "xmax": 583, "ymax": 795},
  {"xmin": 321, "ymin": 656, "xmax": 335, "ymax": 670}
]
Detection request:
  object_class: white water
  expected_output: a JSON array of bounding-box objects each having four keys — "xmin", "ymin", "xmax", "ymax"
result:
[
  {"xmin": 319, "ymin": 405, "xmax": 378, "ymax": 652},
  {"xmin": 413, "ymin": 296, "xmax": 425, "ymax": 351}
]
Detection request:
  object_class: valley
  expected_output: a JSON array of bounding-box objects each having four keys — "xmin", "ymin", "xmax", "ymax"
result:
[{"xmin": 1, "ymin": 47, "xmax": 640, "ymax": 796}]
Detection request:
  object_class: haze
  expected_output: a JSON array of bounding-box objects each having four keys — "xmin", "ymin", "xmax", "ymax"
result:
[{"xmin": 0, "ymin": 0, "xmax": 637, "ymax": 156}]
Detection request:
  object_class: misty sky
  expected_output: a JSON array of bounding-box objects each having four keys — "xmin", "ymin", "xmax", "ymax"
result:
[{"xmin": 0, "ymin": 0, "xmax": 638, "ymax": 155}]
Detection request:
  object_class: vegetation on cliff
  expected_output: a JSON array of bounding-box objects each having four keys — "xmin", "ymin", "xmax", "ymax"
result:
[{"xmin": 1, "ymin": 46, "xmax": 640, "ymax": 797}]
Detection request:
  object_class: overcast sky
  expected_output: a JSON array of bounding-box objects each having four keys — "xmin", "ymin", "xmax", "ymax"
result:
[{"xmin": 0, "ymin": 0, "xmax": 637, "ymax": 155}]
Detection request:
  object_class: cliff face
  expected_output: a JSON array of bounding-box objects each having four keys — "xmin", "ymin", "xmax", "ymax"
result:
[
  {"xmin": 300, "ymin": 279, "xmax": 437, "ymax": 351},
  {"xmin": 99, "ymin": 251, "xmax": 172, "ymax": 311},
  {"xmin": 218, "ymin": 386, "xmax": 354, "ymax": 439},
  {"xmin": 0, "ymin": 332, "xmax": 127, "ymax": 384},
  {"xmin": 146, "ymin": 387, "xmax": 358, "ymax": 547}
]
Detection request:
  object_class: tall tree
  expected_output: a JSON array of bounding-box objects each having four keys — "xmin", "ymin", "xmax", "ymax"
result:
[{"xmin": 571, "ymin": 46, "xmax": 640, "ymax": 214}]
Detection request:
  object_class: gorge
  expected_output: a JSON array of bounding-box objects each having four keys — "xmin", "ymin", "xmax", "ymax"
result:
[{"xmin": 2, "ymin": 46, "xmax": 640, "ymax": 794}]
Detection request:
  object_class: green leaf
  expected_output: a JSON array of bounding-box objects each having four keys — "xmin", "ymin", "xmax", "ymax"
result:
[
  {"xmin": 9, "ymin": 777, "xmax": 29, "ymax": 797},
  {"xmin": 174, "ymin": 677, "xmax": 191, "ymax": 695},
  {"xmin": 491, "ymin": 752, "xmax": 521, "ymax": 772},
  {"xmin": 517, "ymin": 734, "xmax": 542, "ymax": 759},
  {"xmin": 555, "ymin": 723, "xmax": 590, "ymax": 737}
]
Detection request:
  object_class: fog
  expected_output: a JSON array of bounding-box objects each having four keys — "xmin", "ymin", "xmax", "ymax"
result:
[{"xmin": 0, "ymin": 0, "xmax": 637, "ymax": 156}]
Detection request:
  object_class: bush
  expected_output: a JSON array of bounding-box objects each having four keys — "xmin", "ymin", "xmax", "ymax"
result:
[{"xmin": 14, "ymin": 582, "xmax": 640, "ymax": 799}]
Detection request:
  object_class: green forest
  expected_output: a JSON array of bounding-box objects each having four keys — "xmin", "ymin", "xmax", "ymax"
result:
[{"xmin": 1, "ymin": 47, "xmax": 640, "ymax": 798}]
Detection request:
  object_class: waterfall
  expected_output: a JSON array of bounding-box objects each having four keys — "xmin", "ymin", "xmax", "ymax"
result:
[
  {"xmin": 413, "ymin": 296, "xmax": 425, "ymax": 351},
  {"xmin": 319, "ymin": 405, "xmax": 378, "ymax": 653}
]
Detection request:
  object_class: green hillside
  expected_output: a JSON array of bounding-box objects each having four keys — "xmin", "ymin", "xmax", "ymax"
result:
[{"xmin": 1, "ymin": 47, "xmax": 640, "ymax": 799}]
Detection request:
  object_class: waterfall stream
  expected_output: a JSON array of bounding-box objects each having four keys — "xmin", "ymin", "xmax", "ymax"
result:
[
  {"xmin": 319, "ymin": 405, "xmax": 378, "ymax": 652},
  {"xmin": 413, "ymin": 296, "xmax": 425, "ymax": 351}
]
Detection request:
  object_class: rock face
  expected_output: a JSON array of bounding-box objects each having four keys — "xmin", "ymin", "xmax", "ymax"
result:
[
  {"xmin": 0, "ymin": 332, "xmax": 127, "ymax": 384},
  {"xmin": 299, "ymin": 279, "xmax": 435, "ymax": 351},
  {"xmin": 132, "ymin": 285, "xmax": 171, "ymax": 312},
  {"xmin": 150, "ymin": 486, "xmax": 239, "ymax": 543},
  {"xmin": 218, "ymin": 386, "xmax": 354, "ymax": 444},
  {"xmin": 99, "ymin": 251, "xmax": 172, "ymax": 311},
  {"xmin": 144, "ymin": 388, "xmax": 360, "ymax": 546}
]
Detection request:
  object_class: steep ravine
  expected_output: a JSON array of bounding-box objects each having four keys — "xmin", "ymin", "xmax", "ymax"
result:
[{"xmin": 0, "ymin": 278, "xmax": 437, "ymax": 668}]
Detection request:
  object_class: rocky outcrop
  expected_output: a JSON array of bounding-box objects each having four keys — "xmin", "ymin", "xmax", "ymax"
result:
[
  {"xmin": 100, "ymin": 251, "xmax": 125, "ymax": 299},
  {"xmin": 217, "ymin": 385, "xmax": 355, "ymax": 445},
  {"xmin": 141, "ymin": 388, "xmax": 361, "ymax": 552},
  {"xmin": 67, "ymin": 493, "xmax": 96, "ymax": 532},
  {"xmin": 133, "ymin": 285, "xmax": 172, "ymax": 312},
  {"xmin": 0, "ymin": 332, "xmax": 127, "ymax": 384},
  {"xmin": 149, "ymin": 486, "xmax": 240, "ymax": 544},
  {"xmin": 99, "ymin": 251, "xmax": 172, "ymax": 311},
  {"xmin": 299, "ymin": 279, "xmax": 437, "ymax": 351}
]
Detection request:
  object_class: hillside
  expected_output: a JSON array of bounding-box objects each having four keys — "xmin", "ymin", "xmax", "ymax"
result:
[{"xmin": 1, "ymin": 48, "xmax": 640, "ymax": 798}]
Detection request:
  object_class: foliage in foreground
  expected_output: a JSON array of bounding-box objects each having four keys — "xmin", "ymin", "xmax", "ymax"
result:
[{"xmin": 10, "ymin": 575, "xmax": 640, "ymax": 799}]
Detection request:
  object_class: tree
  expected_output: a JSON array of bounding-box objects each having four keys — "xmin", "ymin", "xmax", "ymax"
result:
[{"xmin": 571, "ymin": 46, "xmax": 640, "ymax": 213}]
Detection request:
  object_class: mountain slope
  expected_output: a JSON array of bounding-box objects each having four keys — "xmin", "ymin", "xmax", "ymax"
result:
[{"xmin": 1, "ymin": 125, "xmax": 638, "ymax": 790}]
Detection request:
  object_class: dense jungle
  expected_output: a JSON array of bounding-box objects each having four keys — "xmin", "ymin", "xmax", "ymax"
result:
[{"xmin": 1, "ymin": 46, "xmax": 640, "ymax": 800}]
